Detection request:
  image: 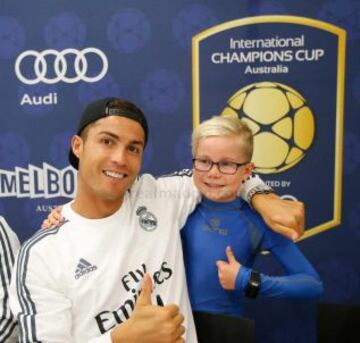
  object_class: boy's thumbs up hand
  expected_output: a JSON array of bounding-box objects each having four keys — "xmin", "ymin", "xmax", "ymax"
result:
[{"xmin": 216, "ymin": 246, "xmax": 241, "ymax": 290}]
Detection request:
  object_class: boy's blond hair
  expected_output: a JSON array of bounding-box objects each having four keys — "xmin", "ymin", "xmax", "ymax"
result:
[{"xmin": 192, "ymin": 116, "xmax": 253, "ymax": 161}]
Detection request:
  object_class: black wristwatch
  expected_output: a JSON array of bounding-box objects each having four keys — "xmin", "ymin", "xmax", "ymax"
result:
[{"xmin": 245, "ymin": 270, "xmax": 261, "ymax": 298}]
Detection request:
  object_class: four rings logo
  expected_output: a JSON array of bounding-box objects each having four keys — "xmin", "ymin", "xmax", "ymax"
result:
[{"xmin": 15, "ymin": 47, "xmax": 108, "ymax": 84}]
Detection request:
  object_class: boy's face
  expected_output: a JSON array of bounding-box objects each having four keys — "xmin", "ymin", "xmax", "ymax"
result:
[
  {"xmin": 72, "ymin": 116, "xmax": 144, "ymax": 208},
  {"xmin": 193, "ymin": 134, "xmax": 253, "ymax": 203}
]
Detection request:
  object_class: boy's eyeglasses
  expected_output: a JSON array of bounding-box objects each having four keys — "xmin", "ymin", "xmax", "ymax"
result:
[{"xmin": 192, "ymin": 158, "xmax": 249, "ymax": 175}]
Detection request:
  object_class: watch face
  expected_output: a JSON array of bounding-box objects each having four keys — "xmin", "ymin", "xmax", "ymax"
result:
[
  {"xmin": 251, "ymin": 271, "xmax": 261, "ymax": 286},
  {"xmin": 245, "ymin": 270, "xmax": 261, "ymax": 298}
]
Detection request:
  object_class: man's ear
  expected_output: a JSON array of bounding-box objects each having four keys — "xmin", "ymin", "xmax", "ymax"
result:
[{"xmin": 71, "ymin": 135, "xmax": 83, "ymax": 159}]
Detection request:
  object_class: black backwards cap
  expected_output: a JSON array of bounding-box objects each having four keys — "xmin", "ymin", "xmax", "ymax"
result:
[{"xmin": 69, "ymin": 97, "xmax": 149, "ymax": 169}]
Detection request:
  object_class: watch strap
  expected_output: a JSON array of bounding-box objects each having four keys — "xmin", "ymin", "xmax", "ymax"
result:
[{"xmin": 245, "ymin": 269, "xmax": 261, "ymax": 298}]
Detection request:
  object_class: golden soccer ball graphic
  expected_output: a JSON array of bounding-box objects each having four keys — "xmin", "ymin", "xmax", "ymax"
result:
[{"xmin": 221, "ymin": 81, "xmax": 315, "ymax": 174}]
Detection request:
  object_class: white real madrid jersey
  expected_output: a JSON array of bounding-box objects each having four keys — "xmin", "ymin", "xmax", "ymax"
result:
[{"xmin": 10, "ymin": 173, "xmax": 200, "ymax": 343}]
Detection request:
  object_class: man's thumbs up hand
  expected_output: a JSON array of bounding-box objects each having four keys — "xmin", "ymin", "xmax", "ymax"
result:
[{"xmin": 110, "ymin": 274, "xmax": 185, "ymax": 343}]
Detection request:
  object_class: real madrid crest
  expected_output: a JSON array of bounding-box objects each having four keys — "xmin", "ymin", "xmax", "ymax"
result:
[{"xmin": 136, "ymin": 206, "xmax": 158, "ymax": 232}]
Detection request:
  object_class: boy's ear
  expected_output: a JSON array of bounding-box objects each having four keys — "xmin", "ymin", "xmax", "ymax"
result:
[{"xmin": 244, "ymin": 162, "xmax": 255, "ymax": 177}]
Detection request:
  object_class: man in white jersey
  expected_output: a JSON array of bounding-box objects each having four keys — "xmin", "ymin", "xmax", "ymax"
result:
[
  {"xmin": 10, "ymin": 98, "xmax": 304, "ymax": 343},
  {"xmin": 0, "ymin": 216, "xmax": 20, "ymax": 342}
]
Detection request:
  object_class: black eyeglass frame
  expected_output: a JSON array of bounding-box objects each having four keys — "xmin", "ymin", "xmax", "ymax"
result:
[{"xmin": 192, "ymin": 158, "xmax": 250, "ymax": 175}]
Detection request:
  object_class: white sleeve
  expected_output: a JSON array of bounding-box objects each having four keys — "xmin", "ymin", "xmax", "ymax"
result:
[
  {"xmin": 239, "ymin": 174, "xmax": 273, "ymax": 203},
  {"xmin": 137, "ymin": 171, "xmax": 201, "ymax": 230},
  {"xmin": 0, "ymin": 216, "xmax": 20, "ymax": 343},
  {"xmin": 9, "ymin": 232, "xmax": 112, "ymax": 343},
  {"xmin": 154, "ymin": 171, "xmax": 201, "ymax": 229},
  {"xmin": 136, "ymin": 172, "xmax": 269, "ymax": 226}
]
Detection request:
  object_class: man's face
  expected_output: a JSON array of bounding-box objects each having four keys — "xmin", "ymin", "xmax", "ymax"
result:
[
  {"xmin": 72, "ymin": 116, "xmax": 144, "ymax": 208},
  {"xmin": 193, "ymin": 135, "xmax": 253, "ymax": 203}
]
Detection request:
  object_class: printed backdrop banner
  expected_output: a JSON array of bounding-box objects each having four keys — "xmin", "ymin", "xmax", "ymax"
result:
[
  {"xmin": 1, "ymin": 1, "xmax": 360, "ymax": 343},
  {"xmin": 193, "ymin": 16, "xmax": 346, "ymax": 240}
]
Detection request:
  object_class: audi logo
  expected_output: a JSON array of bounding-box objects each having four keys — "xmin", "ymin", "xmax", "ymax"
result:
[{"xmin": 14, "ymin": 47, "xmax": 108, "ymax": 84}]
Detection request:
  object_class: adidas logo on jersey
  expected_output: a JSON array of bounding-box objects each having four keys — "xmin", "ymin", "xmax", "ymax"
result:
[{"xmin": 75, "ymin": 258, "xmax": 98, "ymax": 279}]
